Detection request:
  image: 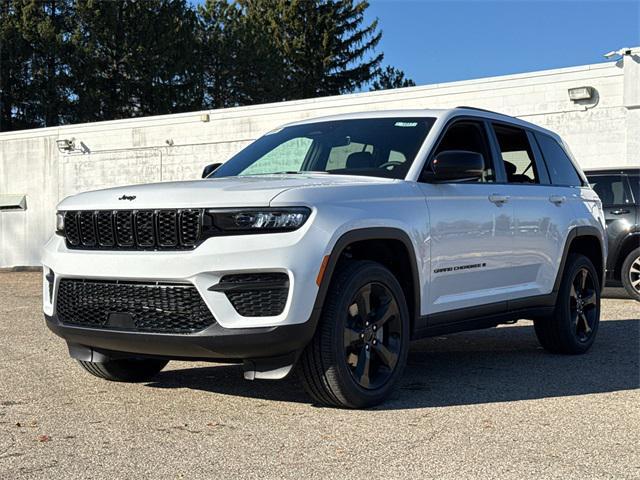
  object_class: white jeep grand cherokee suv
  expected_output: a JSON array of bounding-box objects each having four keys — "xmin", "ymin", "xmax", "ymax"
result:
[{"xmin": 43, "ymin": 107, "xmax": 606, "ymax": 408}]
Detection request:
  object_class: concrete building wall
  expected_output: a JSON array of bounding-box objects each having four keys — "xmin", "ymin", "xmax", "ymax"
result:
[{"xmin": 1, "ymin": 55, "xmax": 639, "ymax": 267}]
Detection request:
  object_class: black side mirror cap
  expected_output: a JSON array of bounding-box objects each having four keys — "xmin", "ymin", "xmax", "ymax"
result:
[
  {"xmin": 422, "ymin": 150, "xmax": 485, "ymax": 182},
  {"xmin": 202, "ymin": 163, "xmax": 223, "ymax": 178}
]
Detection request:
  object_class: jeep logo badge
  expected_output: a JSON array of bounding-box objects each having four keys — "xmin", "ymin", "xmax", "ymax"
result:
[{"xmin": 118, "ymin": 195, "xmax": 136, "ymax": 201}]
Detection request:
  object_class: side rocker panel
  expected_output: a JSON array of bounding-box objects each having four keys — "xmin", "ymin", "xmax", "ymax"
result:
[{"xmin": 415, "ymin": 226, "xmax": 605, "ymax": 339}]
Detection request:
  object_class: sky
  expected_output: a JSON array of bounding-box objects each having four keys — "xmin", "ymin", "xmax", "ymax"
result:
[
  {"xmin": 365, "ymin": 0, "xmax": 640, "ymax": 85},
  {"xmin": 189, "ymin": 0, "xmax": 640, "ymax": 86}
]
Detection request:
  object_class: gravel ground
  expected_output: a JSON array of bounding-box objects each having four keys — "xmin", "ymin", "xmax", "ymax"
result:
[{"xmin": 0, "ymin": 272, "xmax": 638, "ymax": 479}]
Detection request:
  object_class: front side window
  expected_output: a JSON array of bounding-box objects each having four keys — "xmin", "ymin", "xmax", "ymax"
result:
[
  {"xmin": 493, "ymin": 124, "xmax": 540, "ymax": 184},
  {"xmin": 535, "ymin": 133, "xmax": 583, "ymax": 186},
  {"xmin": 212, "ymin": 118, "xmax": 435, "ymax": 180},
  {"xmin": 430, "ymin": 121, "xmax": 495, "ymax": 182},
  {"xmin": 587, "ymin": 175, "xmax": 633, "ymax": 206}
]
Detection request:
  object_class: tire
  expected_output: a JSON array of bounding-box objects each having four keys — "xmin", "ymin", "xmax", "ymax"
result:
[
  {"xmin": 77, "ymin": 358, "xmax": 169, "ymax": 382},
  {"xmin": 298, "ymin": 260, "xmax": 410, "ymax": 408},
  {"xmin": 621, "ymin": 247, "xmax": 640, "ymax": 302},
  {"xmin": 534, "ymin": 253, "xmax": 601, "ymax": 354}
]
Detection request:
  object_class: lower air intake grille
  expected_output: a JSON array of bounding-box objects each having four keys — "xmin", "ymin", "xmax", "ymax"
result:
[
  {"xmin": 213, "ymin": 273, "xmax": 289, "ymax": 317},
  {"xmin": 56, "ymin": 279, "xmax": 216, "ymax": 334}
]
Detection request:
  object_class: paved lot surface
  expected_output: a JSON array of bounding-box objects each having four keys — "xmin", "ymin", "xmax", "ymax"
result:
[{"xmin": 0, "ymin": 272, "xmax": 638, "ymax": 479}]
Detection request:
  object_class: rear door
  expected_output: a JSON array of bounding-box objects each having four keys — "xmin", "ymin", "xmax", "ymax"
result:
[{"xmin": 489, "ymin": 124, "xmax": 578, "ymax": 299}]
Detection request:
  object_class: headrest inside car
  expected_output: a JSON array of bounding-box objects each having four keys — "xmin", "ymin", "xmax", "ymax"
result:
[
  {"xmin": 346, "ymin": 151, "xmax": 375, "ymax": 169},
  {"xmin": 504, "ymin": 161, "xmax": 517, "ymax": 175}
]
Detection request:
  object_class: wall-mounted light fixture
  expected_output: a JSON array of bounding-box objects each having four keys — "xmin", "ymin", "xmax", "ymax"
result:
[
  {"xmin": 568, "ymin": 86, "xmax": 594, "ymax": 102},
  {"xmin": 0, "ymin": 194, "xmax": 27, "ymax": 211},
  {"xmin": 55, "ymin": 138, "xmax": 90, "ymax": 154},
  {"xmin": 56, "ymin": 138, "xmax": 76, "ymax": 152},
  {"xmin": 604, "ymin": 47, "xmax": 639, "ymax": 59}
]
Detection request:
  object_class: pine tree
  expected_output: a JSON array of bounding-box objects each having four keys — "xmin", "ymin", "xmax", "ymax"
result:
[
  {"xmin": 0, "ymin": 0, "xmax": 73, "ymax": 131},
  {"xmin": 1, "ymin": 0, "xmax": 390, "ymax": 131},
  {"xmin": 0, "ymin": 0, "xmax": 30, "ymax": 131},
  {"xmin": 371, "ymin": 65, "xmax": 416, "ymax": 91},
  {"xmin": 69, "ymin": 0, "xmax": 202, "ymax": 123},
  {"xmin": 240, "ymin": 0, "xmax": 383, "ymax": 100},
  {"xmin": 198, "ymin": 0, "xmax": 287, "ymax": 108}
]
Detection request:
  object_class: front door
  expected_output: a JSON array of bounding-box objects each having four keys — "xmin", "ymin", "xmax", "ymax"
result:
[{"xmin": 417, "ymin": 119, "xmax": 515, "ymax": 315}]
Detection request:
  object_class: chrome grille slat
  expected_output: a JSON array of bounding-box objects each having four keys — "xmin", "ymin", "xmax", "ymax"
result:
[{"xmin": 63, "ymin": 209, "xmax": 202, "ymax": 250}]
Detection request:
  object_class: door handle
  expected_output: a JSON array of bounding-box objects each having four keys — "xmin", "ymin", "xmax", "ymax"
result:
[
  {"xmin": 489, "ymin": 194, "xmax": 510, "ymax": 205},
  {"xmin": 610, "ymin": 209, "xmax": 630, "ymax": 215},
  {"xmin": 549, "ymin": 195, "xmax": 566, "ymax": 205}
]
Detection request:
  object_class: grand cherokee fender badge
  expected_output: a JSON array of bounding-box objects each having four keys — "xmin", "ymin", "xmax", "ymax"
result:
[
  {"xmin": 118, "ymin": 195, "xmax": 136, "ymax": 201},
  {"xmin": 434, "ymin": 262, "xmax": 486, "ymax": 274}
]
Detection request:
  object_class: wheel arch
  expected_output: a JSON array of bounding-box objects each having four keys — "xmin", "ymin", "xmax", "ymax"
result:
[
  {"xmin": 612, "ymin": 233, "xmax": 640, "ymax": 281},
  {"xmin": 554, "ymin": 226, "xmax": 606, "ymax": 293},
  {"xmin": 310, "ymin": 228, "xmax": 422, "ymax": 338}
]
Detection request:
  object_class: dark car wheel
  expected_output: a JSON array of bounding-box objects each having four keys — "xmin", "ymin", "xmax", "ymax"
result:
[
  {"xmin": 299, "ymin": 260, "xmax": 410, "ymax": 408},
  {"xmin": 77, "ymin": 358, "xmax": 169, "ymax": 382},
  {"xmin": 534, "ymin": 253, "xmax": 601, "ymax": 354},
  {"xmin": 621, "ymin": 247, "xmax": 640, "ymax": 302}
]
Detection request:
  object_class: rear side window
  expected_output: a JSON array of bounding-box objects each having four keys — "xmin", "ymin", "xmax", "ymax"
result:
[
  {"xmin": 492, "ymin": 124, "xmax": 540, "ymax": 184},
  {"xmin": 588, "ymin": 175, "xmax": 634, "ymax": 206},
  {"xmin": 535, "ymin": 133, "xmax": 583, "ymax": 186}
]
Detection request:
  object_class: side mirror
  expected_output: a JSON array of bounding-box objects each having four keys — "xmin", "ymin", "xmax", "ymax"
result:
[
  {"xmin": 202, "ymin": 163, "xmax": 222, "ymax": 178},
  {"xmin": 422, "ymin": 150, "xmax": 485, "ymax": 182}
]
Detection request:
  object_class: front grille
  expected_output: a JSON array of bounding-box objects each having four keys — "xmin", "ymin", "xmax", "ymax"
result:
[
  {"xmin": 211, "ymin": 273, "xmax": 289, "ymax": 317},
  {"xmin": 63, "ymin": 209, "xmax": 202, "ymax": 250},
  {"xmin": 56, "ymin": 279, "xmax": 216, "ymax": 334}
]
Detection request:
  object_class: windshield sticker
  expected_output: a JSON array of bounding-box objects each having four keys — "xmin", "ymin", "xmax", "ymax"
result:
[{"xmin": 394, "ymin": 122, "xmax": 418, "ymax": 128}]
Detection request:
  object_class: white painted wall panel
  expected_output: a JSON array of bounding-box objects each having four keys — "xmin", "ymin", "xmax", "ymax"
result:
[{"xmin": 1, "ymin": 59, "xmax": 638, "ymax": 267}]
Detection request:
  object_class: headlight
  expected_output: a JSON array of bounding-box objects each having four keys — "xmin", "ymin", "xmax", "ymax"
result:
[
  {"xmin": 206, "ymin": 207, "xmax": 311, "ymax": 233},
  {"xmin": 56, "ymin": 212, "xmax": 65, "ymax": 235}
]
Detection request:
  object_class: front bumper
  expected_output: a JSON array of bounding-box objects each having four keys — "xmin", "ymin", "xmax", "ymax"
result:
[
  {"xmin": 42, "ymin": 222, "xmax": 327, "ymax": 330},
  {"xmin": 41, "ymin": 223, "xmax": 331, "ymax": 368},
  {"xmin": 45, "ymin": 312, "xmax": 317, "ymax": 361}
]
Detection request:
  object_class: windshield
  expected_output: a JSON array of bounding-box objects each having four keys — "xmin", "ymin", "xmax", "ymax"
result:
[{"xmin": 212, "ymin": 117, "xmax": 436, "ymax": 180}]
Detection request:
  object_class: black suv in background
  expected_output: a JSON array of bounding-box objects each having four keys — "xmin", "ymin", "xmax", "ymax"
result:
[{"xmin": 586, "ymin": 168, "xmax": 640, "ymax": 301}]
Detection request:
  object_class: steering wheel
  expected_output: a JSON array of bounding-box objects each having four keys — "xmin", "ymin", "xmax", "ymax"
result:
[{"xmin": 377, "ymin": 161, "xmax": 405, "ymax": 171}]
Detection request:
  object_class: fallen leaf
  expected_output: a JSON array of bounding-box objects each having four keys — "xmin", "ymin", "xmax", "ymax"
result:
[{"xmin": 37, "ymin": 434, "xmax": 51, "ymax": 442}]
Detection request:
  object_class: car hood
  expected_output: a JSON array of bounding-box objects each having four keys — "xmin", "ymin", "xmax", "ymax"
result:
[{"xmin": 57, "ymin": 174, "xmax": 395, "ymax": 210}]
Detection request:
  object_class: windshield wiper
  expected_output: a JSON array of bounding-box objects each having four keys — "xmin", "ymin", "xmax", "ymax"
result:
[
  {"xmin": 268, "ymin": 171, "xmax": 332, "ymax": 175},
  {"xmin": 241, "ymin": 171, "xmax": 333, "ymax": 177}
]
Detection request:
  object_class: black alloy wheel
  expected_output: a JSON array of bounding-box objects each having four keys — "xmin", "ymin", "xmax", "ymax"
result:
[
  {"xmin": 534, "ymin": 253, "xmax": 601, "ymax": 354},
  {"xmin": 569, "ymin": 268, "xmax": 598, "ymax": 343},
  {"xmin": 299, "ymin": 260, "xmax": 410, "ymax": 408},
  {"xmin": 343, "ymin": 282, "xmax": 402, "ymax": 390}
]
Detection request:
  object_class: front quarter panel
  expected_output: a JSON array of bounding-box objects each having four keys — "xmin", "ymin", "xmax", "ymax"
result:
[{"xmin": 271, "ymin": 181, "xmax": 430, "ymax": 314}]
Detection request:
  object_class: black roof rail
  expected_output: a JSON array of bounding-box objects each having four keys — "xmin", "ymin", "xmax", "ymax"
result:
[{"xmin": 455, "ymin": 106, "xmax": 506, "ymax": 116}]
